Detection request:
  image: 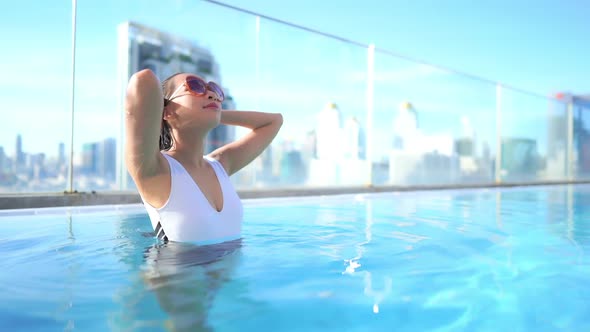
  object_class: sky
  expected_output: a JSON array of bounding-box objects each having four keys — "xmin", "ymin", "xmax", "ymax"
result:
[
  {"xmin": 1, "ymin": 0, "xmax": 588, "ymax": 160},
  {"xmin": 221, "ymin": 0, "xmax": 590, "ymax": 95}
]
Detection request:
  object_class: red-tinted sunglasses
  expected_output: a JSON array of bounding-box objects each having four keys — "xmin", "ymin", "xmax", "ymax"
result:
[{"xmin": 167, "ymin": 76, "xmax": 224, "ymax": 102}]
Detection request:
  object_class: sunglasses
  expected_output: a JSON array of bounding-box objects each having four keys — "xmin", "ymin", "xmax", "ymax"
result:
[{"xmin": 167, "ymin": 76, "xmax": 224, "ymax": 103}]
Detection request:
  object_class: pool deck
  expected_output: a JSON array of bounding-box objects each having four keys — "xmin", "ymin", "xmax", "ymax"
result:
[{"xmin": 2, "ymin": 180, "xmax": 589, "ymax": 210}]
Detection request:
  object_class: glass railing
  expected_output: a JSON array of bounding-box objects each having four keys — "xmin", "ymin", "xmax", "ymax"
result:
[
  {"xmin": 571, "ymin": 95, "xmax": 590, "ymax": 180},
  {"xmin": 0, "ymin": 2, "xmax": 73, "ymax": 193},
  {"xmin": 372, "ymin": 54, "xmax": 499, "ymax": 186},
  {"xmin": 0, "ymin": 0, "xmax": 582, "ymax": 195},
  {"xmin": 498, "ymin": 89, "xmax": 568, "ymax": 183}
]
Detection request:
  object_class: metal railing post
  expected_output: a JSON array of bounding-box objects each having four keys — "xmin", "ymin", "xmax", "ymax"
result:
[{"xmin": 66, "ymin": 0, "xmax": 78, "ymax": 193}]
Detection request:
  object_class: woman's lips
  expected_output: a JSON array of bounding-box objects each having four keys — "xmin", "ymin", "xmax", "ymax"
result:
[{"xmin": 204, "ymin": 102, "xmax": 219, "ymax": 109}]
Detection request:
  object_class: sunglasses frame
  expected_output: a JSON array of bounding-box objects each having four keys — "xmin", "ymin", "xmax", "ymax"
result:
[{"xmin": 167, "ymin": 76, "xmax": 224, "ymax": 103}]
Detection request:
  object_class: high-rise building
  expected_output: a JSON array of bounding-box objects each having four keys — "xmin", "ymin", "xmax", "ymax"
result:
[
  {"xmin": 388, "ymin": 101, "xmax": 460, "ymax": 185},
  {"xmin": 316, "ymin": 102, "xmax": 342, "ymax": 161},
  {"xmin": 80, "ymin": 138, "xmax": 117, "ymax": 182},
  {"xmin": 553, "ymin": 93, "xmax": 590, "ymax": 176},
  {"xmin": 455, "ymin": 116, "xmax": 480, "ymax": 177},
  {"xmin": 117, "ymin": 21, "xmax": 236, "ymax": 188},
  {"xmin": 280, "ymin": 148, "xmax": 305, "ymax": 185},
  {"xmin": 546, "ymin": 94, "xmax": 569, "ymax": 177},
  {"xmin": 392, "ymin": 101, "xmax": 418, "ymax": 150},
  {"xmin": 308, "ymin": 103, "xmax": 370, "ymax": 186},
  {"xmin": 343, "ymin": 116, "xmax": 366, "ymax": 160},
  {"xmin": 0, "ymin": 146, "xmax": 5, "ymax": 173},
  {"xmin": 29, "ymin": 153, "xmax": 46, "ymax": 181},
  {"xmin": 58, "ymin": 142, "xmax": 65, "ymax": 168},
  {"xmin": 301, "ymin": 130, "xmax": 317, "ymax": 166},
  {"xmin": 118, "ymin": 21, "xmax": 223, "ymax": 82},
  {"xmin": 98, "ymin": 138, "xmax": 117, "ymax": 182},
  {"xmin": 82, "ymin": 143, "xmax": 99, "ymax": 174},
  {"xmin": 15, "ymin": 134, "xmax": 24, "ymax": 170},
  {"xmin": 257, "ymin": 143, "xmax": 275, "ymax": 184}
]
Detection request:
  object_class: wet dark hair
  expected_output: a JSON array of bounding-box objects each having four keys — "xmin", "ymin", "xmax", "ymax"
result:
[{"xmin": 160, "ymin": 72, "xmax": 184, "ymax": 151}]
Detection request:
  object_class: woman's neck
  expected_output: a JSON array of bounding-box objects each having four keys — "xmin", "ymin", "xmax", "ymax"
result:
[{"xmin": 167, "ymin": 131, "xmax": 208, "ymax": 168}]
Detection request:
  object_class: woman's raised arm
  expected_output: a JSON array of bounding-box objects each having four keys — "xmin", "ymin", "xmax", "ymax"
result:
[
  {"xmin": 124, "ymin": 69, "xmax": 165, "ymax": 180},
  {"xmin": 209, "ymin": 110, "xmax": 283, "ymax": 176}
]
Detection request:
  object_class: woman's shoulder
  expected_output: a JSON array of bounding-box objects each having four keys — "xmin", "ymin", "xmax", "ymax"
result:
[{"xmin": 204, "ymin": 155, "xmax": 231, "ymax": 177}]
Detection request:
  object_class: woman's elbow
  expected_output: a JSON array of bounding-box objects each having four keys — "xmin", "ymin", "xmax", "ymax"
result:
[
  {"xmin": 274, "ymin": 113, "xmax": 284, "ymax": 127},
  {"xmin": 127, "ymin": 69, "xmax": 160, "ymax": 95},
  {"xmin": 132, "ymin": 69, "xmax": 158, "ymax": 82}
]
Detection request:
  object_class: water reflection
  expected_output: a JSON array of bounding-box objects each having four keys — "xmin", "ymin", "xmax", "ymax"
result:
[
  {"xmin": 59, "ymin": 214, "xmax": 77, "ymax": 331},
  {"xmin": 140, "ymin": 239, "xmax": 243, "ymax": 331},
  {"xmin": 343, "ymin": 199, "xmax": 393, "ymax": 313},
  {"xmin": 341, "ymin": 186, "xmax": 590, "ymax": 316},
  {"xmin": 113, "ymin": 214, "xmax": 243, "ymax": 331}
]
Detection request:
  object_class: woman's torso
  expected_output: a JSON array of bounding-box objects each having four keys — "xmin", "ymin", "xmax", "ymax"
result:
[{"xmin": 140, "ymin": 153, "xmax": 243, "ymax": 244}]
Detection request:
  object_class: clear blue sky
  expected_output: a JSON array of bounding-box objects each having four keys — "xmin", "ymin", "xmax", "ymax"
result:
[
  {"xmin": 1, "ymin": 0, "xmax": 588, "ymax": 159},
  {"xmin": 223, "ymin": 0, "xmax": 589, "ymax": 95}
]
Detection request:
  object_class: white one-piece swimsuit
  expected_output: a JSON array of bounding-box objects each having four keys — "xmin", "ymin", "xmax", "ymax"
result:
[{"xmin": 140, "ymin": 153, "xmax": 243, "ymax": 245}]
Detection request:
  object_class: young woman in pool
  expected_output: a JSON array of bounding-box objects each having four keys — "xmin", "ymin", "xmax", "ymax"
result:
[{"xmin": 124, "ymin": 69, "xmax": 283, "ymax": 244}]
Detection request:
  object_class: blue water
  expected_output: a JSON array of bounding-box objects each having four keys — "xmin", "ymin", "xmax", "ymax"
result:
[{"xmin": 1, "ymin": 185, "xmax": 590, "ymax": 331}]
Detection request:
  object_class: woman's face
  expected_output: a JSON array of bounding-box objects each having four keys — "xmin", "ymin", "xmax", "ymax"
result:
[{"xmin": 164, "ymin": 73, "xmax": 223, "ymax": 130}]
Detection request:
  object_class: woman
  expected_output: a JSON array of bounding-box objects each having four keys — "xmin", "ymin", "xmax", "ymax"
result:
[{"xmin": 124, "ymin": 69, "xmax": 283, "ymax": 244}]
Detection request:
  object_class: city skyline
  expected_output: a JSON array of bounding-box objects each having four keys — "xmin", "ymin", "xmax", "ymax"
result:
[{"xmin": 1, "ymin": 92, "xmax": 566, "ymax": 191}]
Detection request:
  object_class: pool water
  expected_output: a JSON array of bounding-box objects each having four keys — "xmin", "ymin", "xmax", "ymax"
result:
[{"xmin": 1, "ymin": 185, "xmax": 590, "ymax": 331}]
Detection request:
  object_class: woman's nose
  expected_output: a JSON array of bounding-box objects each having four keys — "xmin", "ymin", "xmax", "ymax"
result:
[{"xmin": 207, "ymin": 91, "xmax": 222, "ymax": 102}]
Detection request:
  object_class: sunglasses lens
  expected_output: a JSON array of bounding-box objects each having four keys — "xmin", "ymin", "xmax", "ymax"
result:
[
  {"xmin": 208, "ymin": 82, "xmax": 225, "ymax": 101},
  {"xmin": 187, "ymin": 78, "xmax": 207, "ymax": 94}
]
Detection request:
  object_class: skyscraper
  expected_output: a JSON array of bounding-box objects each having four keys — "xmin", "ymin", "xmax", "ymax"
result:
[
  {"xmin": 15, "ymin": 134, "xmax": 24, "ymax": 169},
  {"xmin": 58, "ymin": 142, "xmax": 65, "ymax": 168},
  {"xmin": 550, "ymin": 93, "xmax": 590, "ymax": 177},
  {"xmin": 308, "ymin": 103, "xmax": 370, "ymax": 186},
  {"xmin": 280, "ymin": 148, "xmax": 305, "ymax": 184},
  {"xmin": 118, "ymin": 21, "xmax": 223, "ymax": 82},
  {"xmin": 82, "ymin": 143, "xmax": 99, "ymax": 174},
  {"xmin": 343, "ymin": 116, "xmax": 366, "ymax": 160},
  {"xmin": 316, "ymin": 102, "xmax": 342, "ymax": 161},
  {"xmin": 98, "ymin": 138, "xmax": 117, "ymax": 182},
  {"xmin": 301, "ymin": 130, "xmax": 317, "ymax": 163},
  {"xmin": 29, "ymin": 153, "xmax": 46, "ymax": 182},
  {"xmin": 392, "ymin": 101, "xmax": 418, "ymax": 150},
  {"xmin": 0, "ymin": 146, "xmax": 5, "ymax": 173}
]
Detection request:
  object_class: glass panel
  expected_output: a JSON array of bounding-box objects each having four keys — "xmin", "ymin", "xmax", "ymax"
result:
[
  {"xmin": 232, "ymin": 18, "xmax": 369, "ymax": 189},
  {"xmin": 546, "ymin": 98, "xmax": 569, "ymax": 179},
  {"xmin": 73, "ymin": 0, "xmax": 257, "ymax": 191},
  {"xmin": 571, "ymin": 95, "xmax": 590, "ymax": 179},
  {"xmin": 0, "ymin": 0, "xmax": 581, "ymax": 197},
  {"xmin": 499, "ymin": 89, "xmax": 567, "ymax": 182},
  {"xmin": 0, "ymin": 3, "xmax": 72, "ymax": 192},
  {"xmin": 372, "ymin": 54, "xmax": 497, "ymax": 186}
]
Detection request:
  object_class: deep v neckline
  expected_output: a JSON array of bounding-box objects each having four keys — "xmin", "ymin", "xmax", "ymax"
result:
[{"xmin": 168, "ymin": 155, "xmax": 225, "ymax": 213}]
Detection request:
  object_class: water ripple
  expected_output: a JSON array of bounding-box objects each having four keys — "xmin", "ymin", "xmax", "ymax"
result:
[{"xmin": 2, "ymin": 186, "xmax": 590, "ymax": 331}]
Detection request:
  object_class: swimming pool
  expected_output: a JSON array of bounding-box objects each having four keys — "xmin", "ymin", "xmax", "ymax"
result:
[{"xmin": 1, "ymin": 185, "xmax": 589, "ymax": 331}]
